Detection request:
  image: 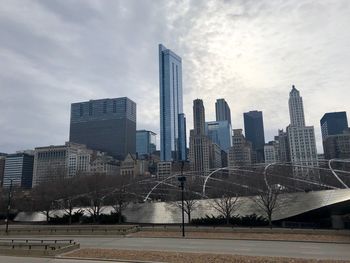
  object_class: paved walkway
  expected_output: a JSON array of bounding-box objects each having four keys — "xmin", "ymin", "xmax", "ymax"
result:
[{"xmin": 1, "ymin": 235, "xmax": 350, "ymax": 261}]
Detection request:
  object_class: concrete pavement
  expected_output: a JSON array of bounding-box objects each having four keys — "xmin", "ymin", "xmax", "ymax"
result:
[{"xmin": 4, "ymin": 235, "xmax": 350, "ymax": 261}]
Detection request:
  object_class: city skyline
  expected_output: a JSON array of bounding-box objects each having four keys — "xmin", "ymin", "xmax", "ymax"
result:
[{"xmin": 1, "ymin": 1, "xmax": 350, "ymax": 154}]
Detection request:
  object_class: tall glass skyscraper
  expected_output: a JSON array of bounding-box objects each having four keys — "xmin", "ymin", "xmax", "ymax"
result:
[
  {"xmin": 178, "ymin": 113, "xmax": 187, "ymax": 161},
  {"xmin": 3, "ymin": 153, "xmax": 34, "ymax": 189},
  {"xmin": 205, "ymin": 120, "xmax": 232, "ymax": 152},
  {"xmin": 69, "ymin": 97, "xmax": 136, "ymax": 160},
  {"xmin": 159, "ymin": 44, "xmax": 186, "ymax": 161},
  {"xmin": 215, "ymin": 99, "xmax": 232, "ymax": 125},
  {"xmin": 136, "ymin": 130, "xmax": 157, "ymax": 157},
  {"xmin": 243, "ymin": 110, "xmax": 265, "ymax": 162},
  {"xmin": 320, "ymin": 112, "xmax": 348, "ymax": 140}
]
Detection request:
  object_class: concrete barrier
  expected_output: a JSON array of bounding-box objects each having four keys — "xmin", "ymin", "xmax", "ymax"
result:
[
  {"xmin": 0, "ymin": 238, "xmax": 80, "ymax": 256},
  {"xmin": 0, "ymin": 225, "xmax": 139, "ymax": 236}
]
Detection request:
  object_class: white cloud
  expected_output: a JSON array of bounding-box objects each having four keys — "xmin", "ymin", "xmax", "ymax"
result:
[{"xmin": 0, "ymin": 0, "xmax": 349, "ymax": 153}]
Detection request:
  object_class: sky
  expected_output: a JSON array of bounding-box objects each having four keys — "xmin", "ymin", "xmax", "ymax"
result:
[{"xmin": 1, "ymin": 0, "xmax": 350, "ymax": 154}]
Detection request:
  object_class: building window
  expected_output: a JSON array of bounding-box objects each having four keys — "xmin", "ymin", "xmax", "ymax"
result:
[
  {"xmin": 79, "ymin": 104, "xmax": 84, "ymax": 117},
  {"xmin": 113, "ymin": 100, "xmax": 117, "ymax": 113},
  {"xmin": 89, "ymin": 102, "xmax": 93, "ymax": 116},
  {"xmin": 103, "ymin": 101, "xmax": 107, "ymax": 114}
]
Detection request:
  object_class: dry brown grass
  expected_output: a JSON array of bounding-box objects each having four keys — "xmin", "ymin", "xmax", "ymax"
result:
[
  {"xmin": 65, "ymin": 248, "xmax": 348, "ymax": 263},
  {"xmin": 129, "ymin": 231, "xmax": 350, "ymax": 243}
]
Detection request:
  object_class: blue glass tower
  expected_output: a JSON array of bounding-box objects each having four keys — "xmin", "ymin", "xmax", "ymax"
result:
[
  {"xmin": 3, "ymin": 153, "xmax": 34, "ymax": 189},
  {"xmin": 243, "ymin": 110, "xmax": 265, "ymax": 162},
  {"xmin": 159, "ymin": 44, "xmax": 185, "ymax": 161},
  {"xmin": 178, "ymin": 113, "xmax": 187, "ymax": 161},
  {"xmin": 320, "ymin": 112, "xmax": 348, "ymax": 140},
  {"xmin": 136, "ymin": 130, "xmax": 157, "ymax": 157},
  {"xmin": 205, "ymin": 120, "xmax": 232, "ymax": 152}
]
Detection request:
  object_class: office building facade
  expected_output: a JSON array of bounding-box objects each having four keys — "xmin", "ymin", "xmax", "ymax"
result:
[
  {"xmin": 264, "ymin": 141, "xmax": 280, "ymax": 164},
  {"xmin": 275, "ymin": 129, "xmax": 290, "ymax": 163},
  {"xmin": 287, "ymin": 86, "xmax": 318, "ymax": 178},
  {"xmin": 178, "ymin": 113, "xmax": 187, "ymax": 161},
  {"xmin": 323, "ymin": 129, "xmax": 350, "ymax": 160},
  {"xmin": 32, "ymin": 142, "xmax": 94, "ymax": 186},
  {"xmin": 189, "ymin": 99, "xmax": 210, "ymax": 174},
  {"xmin": 159, "ymin": 44, "xmax": 186, "ymax": 161},
  {"xmin": 70, "ymin": 97, "xmax": 136, "ymax": 160},
  {"xmin": 243, "ymin": 110, "xmax": 265, "ymax": 162},
  {"xmin": 205, "ymin": 120, "xmax": 232, "ymax": 152},
  {"xmin": 228, "ymin": 129, "xmax": 252, "ymax": 168},
  {"xmin": 0, "ymin": 156, "xmax": 5, "ymax": 186},
  {"xmin": 215, "ymin": 99, "xmax": 232, "ymax": 125},
  {"xmin": 3, "ymin": 153, "xmax": 34, "ymax": 188},
  {"xmin": 136, "ymin": 130, "xmax": 157, "ymax": 158},
  {"xmin": 321, "ymin": 111, "xmax": 348, "ymax": 142}
]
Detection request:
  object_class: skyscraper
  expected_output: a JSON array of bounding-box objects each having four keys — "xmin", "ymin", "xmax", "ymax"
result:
[
  {"xmin": 3, "ymin": 153, "xmax": 34, "ymax": 189},
  {"xmin": 243, "ymin": 110, "xmax": 265, "ymax": 163},
  {"xmin": 287, "ymin": 85, "xmax": 318, "ymax": 178},
  {"xmin": 69, "ymin": 97, "xmax": 136, "ymax": 160},
  {"xmin": 228, "ymin": 129, "xmax": 252, "ymax": 168},
  {"xmin": 215, "ymin": 99, "xmax": 231, "ymax": 125},
  {"xmin": 136, "ymin": 130, "xmax": 157, "ymax": 158},
  {"xmin": 159, "ymin": 44, "xmax": 186, "ymax": 161},
  {"xmin": 320, "ymin": 112, "xmax": 348, "ymax": 141},
  {"xmin": 205, "ymin": 120, "xmax": 232, "ymax": 152},
  {"xmin": 189, "ymin": 99, "xmax": 210, "ymax": 173},
  {"xmin": 177, "ymin": 113, "xmax": 187, "ymax": 161},
  {"xmin": 323, "ymin": 129, "xmax": 350, "ymax": 160}
]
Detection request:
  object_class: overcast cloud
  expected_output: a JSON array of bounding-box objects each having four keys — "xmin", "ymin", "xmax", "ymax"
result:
[{"xmin": 1, "ymin": 0, "xmax": 349, "ymax": 153}]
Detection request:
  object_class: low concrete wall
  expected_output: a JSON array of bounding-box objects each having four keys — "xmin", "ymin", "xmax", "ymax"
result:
[
  {"xmin": 137, "ymin": 225, "xmax": 350, "ymax": 236},
  {"xmin": 0, "ymin": 225, "xmax": 139, "ymax": 236},
  {"xmin": 0, "ymin": 243, "xmax": 80, "ymax": 257}
]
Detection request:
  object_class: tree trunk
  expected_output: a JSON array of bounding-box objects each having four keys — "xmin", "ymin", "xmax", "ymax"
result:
[
  {"xmin": 46, "ymin": 210, "xmax": 50, "ymax": 223},
  {"xmin": 268, "ymin": 213, "xmax": 272, "ymax": 228},
  {"xmin": 118, "ymin": 212, "xmax": 122, "ymax": 224},
  {"xmin": 68, "ymin": 211, "xmax": 72, "ymax": 225},
  {"xmin": 226, "ymin": 215, "xmax": 230, "ymax": 225},
  {"xmin": 187, "ymin": 211, "xmax": 191, "ymax": 224}
]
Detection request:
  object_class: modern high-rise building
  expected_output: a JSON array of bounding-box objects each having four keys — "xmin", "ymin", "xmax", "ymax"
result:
[
  {"xmin": 3, "ymin": 153, "xmax": 34, "ymax": 189},
  {"xmin": 320, "ymin": 112, "xmax": 348, "ymax": 141},
  {"xmin": 159, "ymin": 44, "xmax": 186, "ymax": 161},
  {"xmin": 287, "ymin": 85, "xmax": 318, "ymax": 178},
  {"xmin": 69, "ymin": 97, "xmax": 136, "ymax": 160},
  {"xmin": 177, "ymin": 113, "xmax": 187, "ymax": 161},
  {"xmin": 215, "ymin": 99, "xmax": 231, "ymax": 125},
  {"xmin": 136, "ymin": 130, "xmax": 157, "ymax": 158},
  {"xmin": 189, "ymin": 99, "xmax": 210, "ymax": 173},
  {"xmin": 0, "ymin": 155, "xmax": 6, "ymax": 186},
  {"xmin": 323, "ymin": 128, "xmax": 350, "ymax": 160},
  {"xmin": 243, "ymin": 110, "xmax": 265, "ymax": 163},
  {"xmin": 205, "ymin": 120, "xmax": 232, "ymax": 152}
]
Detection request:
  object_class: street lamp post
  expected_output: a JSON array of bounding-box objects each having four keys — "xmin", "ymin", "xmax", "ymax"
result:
[
  {"xmin": 177, "ymin": 161, "xmax": 186, "ymax": 237},
  {"xmin": 5, "ymin": 179, "xmax": 13, "ymax": 234}
]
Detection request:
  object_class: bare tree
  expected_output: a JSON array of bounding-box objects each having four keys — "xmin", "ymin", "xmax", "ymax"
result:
[
  {"xmin": 252, "ymin": 186, "xmax": 280, "ymax": 227},
  {"xmin": 82, "ymin": 173, "xmax": 110, "ymax": 223},
  {"xmin": 32, "ymin": 181, "xmax": 60, "ymax": 222},
  {"xmin": 107, "ymin": 175, "xmax": 144, "ymax": 223},
  {"xmin": 211, "ymin": 194, "xmax": 239, "ymax": 225},
  {"xmin": 55, "ymin": 176, "xmax": 86, "ymax": 224},
  {"xmin": 109, "ymin": 186, "xmax": 130, "ymax": 223},
  {"xmin": 170, "ymin": 179, "xmax": 200, "ymax": 223}
]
